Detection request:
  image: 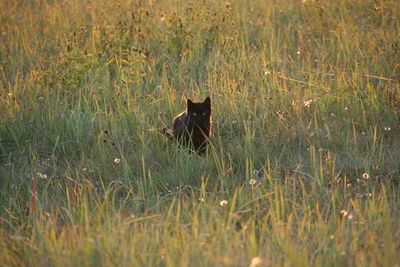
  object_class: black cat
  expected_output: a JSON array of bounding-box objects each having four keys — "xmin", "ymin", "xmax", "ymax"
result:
[{"xmin": 162, "ymin": 97, "xmax": 212, "ymax": 153}]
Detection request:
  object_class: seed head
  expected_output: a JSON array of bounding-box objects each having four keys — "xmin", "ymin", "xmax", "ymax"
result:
[
  {"xmin": 250, "ymin": 257, "xmax": 263, "ymax": 267},
  {"xmin": 340, "ymin": 210, "xmax": 348, "ymax": 217},
  {"xmin": 219, "ymin": 200, "xmax": 228, "ymax": 207},
  {"xmin": 303, "ymin": 99, "xmax": 313, "ymax": 107}
]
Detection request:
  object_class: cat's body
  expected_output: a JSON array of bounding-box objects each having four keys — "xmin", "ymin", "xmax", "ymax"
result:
[{"xmin": 163, "ymin": 97, "xmax": 212, "ymax": 153}]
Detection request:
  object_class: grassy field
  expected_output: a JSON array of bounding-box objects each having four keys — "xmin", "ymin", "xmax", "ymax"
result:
[{"xmin": 0, "ymin": 0, "xmax": 399, "ymax": 266}]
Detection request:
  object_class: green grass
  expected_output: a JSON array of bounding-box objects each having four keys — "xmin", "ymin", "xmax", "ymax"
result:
[{"xmin": 0, "ymin": 0, "xmax": 399, "ymax": 266}]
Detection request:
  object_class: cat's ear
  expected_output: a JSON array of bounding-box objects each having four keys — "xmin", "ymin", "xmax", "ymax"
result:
[
  {"xmin": 187, "ymin": 99, "xmax": 193, "ymax": 111},
  {"xmin": 203, "ymin": 97, "xmax": 211, "ymax": 106}
]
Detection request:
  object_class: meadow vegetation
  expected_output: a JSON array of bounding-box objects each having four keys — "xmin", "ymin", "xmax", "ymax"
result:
[{"xmin": 0, "ymin": 0, "xmax": 399, "ymax": 265}]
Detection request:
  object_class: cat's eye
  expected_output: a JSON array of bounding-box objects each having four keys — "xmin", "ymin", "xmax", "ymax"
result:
[{"xmin": 192, "ymin": 112, "xmax": 197, "ymax": 116}]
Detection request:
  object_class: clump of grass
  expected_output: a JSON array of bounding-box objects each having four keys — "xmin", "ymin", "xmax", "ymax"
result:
[{"xmin": 0, "ymin": 0, "xmax": 399, "ymax": 266}]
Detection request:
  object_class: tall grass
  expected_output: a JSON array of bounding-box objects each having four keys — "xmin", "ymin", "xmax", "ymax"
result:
[{"xmin": 0, "ymin": 0, "xmax": 399, "ymax": 265}]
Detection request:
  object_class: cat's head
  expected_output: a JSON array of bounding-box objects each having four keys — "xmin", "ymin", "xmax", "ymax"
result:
[{"xmin": 186, "ymin": 97, "xmax": 211, "ymax": 123}]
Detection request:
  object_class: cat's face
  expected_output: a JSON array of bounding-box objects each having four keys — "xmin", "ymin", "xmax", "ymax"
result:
[{"xmin": 187, "ymin": 97, "xmax": 211, "ymax": 124}]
